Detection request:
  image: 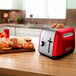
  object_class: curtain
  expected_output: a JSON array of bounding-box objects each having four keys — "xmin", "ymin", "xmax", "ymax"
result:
[
  {"xmin": 23, "ymin": 0, "xmax": 66, "ymax": 19},
  {"xmin": 47, "ymin": 0, "xmax": 66, "ymax": 19},
  {"xmin": 0, "ymin": 0, "xmax": 13, "ymax": 9},
  {"xmin": 23, "ymin": 0, "xmax": 47, "ymax": 18},
  {"xmin": 13, "ymin": 0, "xmax": 23, "ymax": 9}
]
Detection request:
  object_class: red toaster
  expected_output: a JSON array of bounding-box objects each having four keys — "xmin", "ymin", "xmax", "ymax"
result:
[{"xmin": 38, "ymin": 28, "xmax": 75, "ymax": 59}]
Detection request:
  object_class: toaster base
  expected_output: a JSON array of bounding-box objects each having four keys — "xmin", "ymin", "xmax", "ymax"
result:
[{"xmin": 39, "ymin": 49, "xmax": 74, "ymax": 60}]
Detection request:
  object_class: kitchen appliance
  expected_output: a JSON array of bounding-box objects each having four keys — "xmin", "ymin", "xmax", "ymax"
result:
[{"xmin": 38, "ymin": 28, "xmax": 75, "ymax": 59}]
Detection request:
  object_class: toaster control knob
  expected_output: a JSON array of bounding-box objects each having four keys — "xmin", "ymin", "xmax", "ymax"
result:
[{"xmin": 41, "ymin": 41, "xmax": 45, "ymax": 46}]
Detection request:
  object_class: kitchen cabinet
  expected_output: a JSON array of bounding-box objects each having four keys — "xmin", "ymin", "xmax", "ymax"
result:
[
  {"xmin": 0, "ymin": 24, "xmax": 41, "ymax": 37},
  {"xmin": 16, "ymin": 28, "xmax": 41, "ymax": 37},
  {"xmin": 6, "ymin": 27, "xmax": 15, "ymax": 36},
  {"xmin": 0, "ymin": 26, "xmax": 4, "ymax": 32},
  {"xmin": 0, "ymin": 25, "xmax": 15, "ymax": 36}
]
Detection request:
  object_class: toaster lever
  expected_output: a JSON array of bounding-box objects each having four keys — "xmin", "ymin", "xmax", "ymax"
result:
[
  {"xmin": 48, "ymin": 40, "xmax": 52, "ymax": 43},
  {"xmin": 48, "ymin": 38, "xmax": 53, "ymax": 43}
]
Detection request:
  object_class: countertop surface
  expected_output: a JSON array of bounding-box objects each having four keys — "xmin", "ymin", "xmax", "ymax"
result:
[
  {"xmin": 0, "ymin": 23, "xmax": 50, "ymax": 29},
  {"xmin": 0, "ymin": 48, "xmax": 76, "ymax": 76},
  {"xmin": 0, "ymin": 36, "xmax": 76, "ymax": 76}
]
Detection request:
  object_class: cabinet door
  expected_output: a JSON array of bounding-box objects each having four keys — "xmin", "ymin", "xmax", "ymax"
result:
[
  {"xmin": 6, "ymin": 27, "xmax": 15, "ymax": 36},
  {"xmin": 0, "ymin": 27, "xmax": 4, "ymax": 32},
  {"xmin": 16, "ymin": 28, "xmax": 41, "ymax": 37}
]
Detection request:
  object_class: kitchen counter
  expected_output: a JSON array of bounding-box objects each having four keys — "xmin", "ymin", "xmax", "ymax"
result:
[
  {"xmin": 0, "ymin": 23, "xmax": 50, "ymax": 29},
  {"xmin": 0, "ymin": 49, "xmax": 76, "ymax": 76},
  {"xmin": 0, "ymin": 36, "xmax": 76, "ymax": 76}
]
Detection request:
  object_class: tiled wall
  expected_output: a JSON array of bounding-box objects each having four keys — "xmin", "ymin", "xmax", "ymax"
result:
[
  {"xmin": 0, "ymin": 9, "xmax": 76, "ymax": 26},
  {"xmin": 0, "ymin": 10, "xmax": 66, "ymax": 24},
  {"xmin": 26, "ymin": 19, "xmax": 66, "ymax": 25},
  {"xmin": 26, "ymin": 9, "xmax": 76, "ymax": 26},
  {"xmin": 66, "ymin": 9, "xmax": 76, "ymax": 26},
  {"xmin": 0, "ymin": 10, "xmax": 26, "ymax": 23},
  {"xmin": 9, "ymin": 10, "xmax": 26, "ymax": 23}
]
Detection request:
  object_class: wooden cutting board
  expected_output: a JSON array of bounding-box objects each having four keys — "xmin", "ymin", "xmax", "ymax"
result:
[{"xmin": 0, "ymin": 48, "xmax": 35, "ymax": 54}]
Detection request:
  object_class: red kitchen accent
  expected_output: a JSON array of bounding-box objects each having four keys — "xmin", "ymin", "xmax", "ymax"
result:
[{"xmin": 39, "ymin": 27, "xmax": 75, "ymax": 59}]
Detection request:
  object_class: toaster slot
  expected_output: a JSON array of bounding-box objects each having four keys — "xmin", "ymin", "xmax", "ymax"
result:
[{"xmin": 48, "ymin": 38, "xmax": 53, "ymax": 53}]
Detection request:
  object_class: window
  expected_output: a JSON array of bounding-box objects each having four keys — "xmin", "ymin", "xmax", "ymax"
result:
[
  {"xmin": 23, "ymin": 0, "xmax": 47, "ymax": 18},
  {"xmin": 23, "ymin": 0, "xmax": 66, "ymax": 19},
  {"xmin": 47, "ymin": 0, "xmax": 66, "ymax": 19},
  {"xmin": 0, "ymin": 0, "xmax": 13, "ymax": 9}
]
